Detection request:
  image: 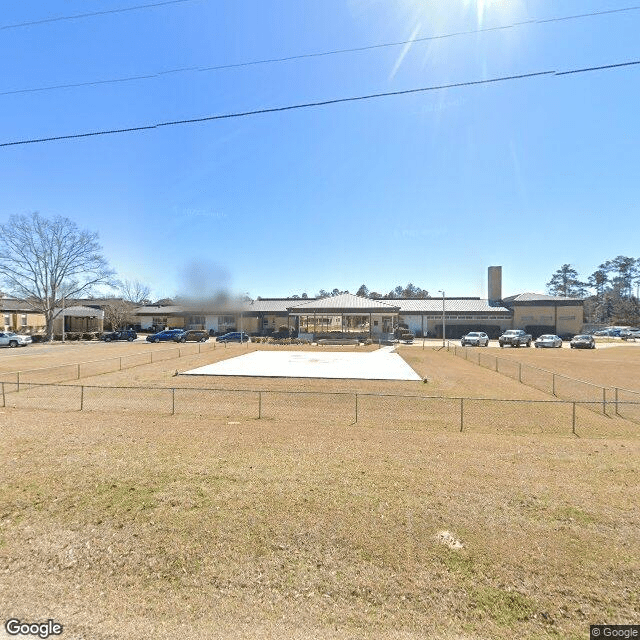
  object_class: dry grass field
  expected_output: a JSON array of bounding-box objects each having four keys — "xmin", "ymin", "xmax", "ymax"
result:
[{"xmin": 1, "ymin": 342, "xmax": 639, "ymax": 639}]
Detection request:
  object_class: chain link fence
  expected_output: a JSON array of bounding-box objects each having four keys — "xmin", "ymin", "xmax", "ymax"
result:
[
  {"xmin": 449, "ymin": 343, "xmax": 640, "ymax": 424},
  {"xmin": 0, "ymin": 341, "xmax": 220, "ymax": 388},
  {"xmin": 1, "ymin": 381, "xmax": 638, "ymax": 436}
]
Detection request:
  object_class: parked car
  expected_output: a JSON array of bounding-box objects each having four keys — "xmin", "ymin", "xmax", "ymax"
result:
[
  {"xmin": 620, "ymin": 328, "xmax": 640, "ymax": 340},
  {"xmin": 570, "ymin": 334, "xmax": 596, "ymax": 349},
  {"xmin": 216, "ymin": 331, "xmax": 250, "ymax": 343},
  {"xmin": 101, "ymin": 329, "xmax": 137, "ymax": 342},
  {"xmin": 173, "ymin": 330, "xmax": 209, "ymax": 343},
  {"xmin": 0, "ymin": 331, "xmax": 32, "ymax": 348},
  {"xmin": 146, "ymin": 329, "xmax": 184, "ymax": 343},
  {"xmin": 534, "ymin": 334, "xmax": 563, "ymax": 348},
  {"xmin": 593, "ymin": 327, "xmax": 625, "ymax": 337},
  {"xmin": 394, "ymin": 327, "xmax": 415, "ymax": 343},
  {"xmin": 460, "ymin": 331, "xmax": 489, "ymax": 347},
  {"xmin": 498, "ymin": 329, "xmax": 532, "ymax": 348}
]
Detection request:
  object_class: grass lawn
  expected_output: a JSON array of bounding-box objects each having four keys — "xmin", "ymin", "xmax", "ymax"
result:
[{"xmin": 1, "ymin": 343, "xmax": 638, "ymax": 638}]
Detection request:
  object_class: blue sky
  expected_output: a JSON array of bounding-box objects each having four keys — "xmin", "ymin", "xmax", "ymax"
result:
[{"xmin": 1, "ymin": 0, "xmax": 638, "ymax": 301}]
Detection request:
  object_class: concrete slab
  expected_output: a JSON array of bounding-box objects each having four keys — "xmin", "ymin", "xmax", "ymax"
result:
[{"xmin": 183, "ymin": 346, "xmax": 422, "ymax": 381}]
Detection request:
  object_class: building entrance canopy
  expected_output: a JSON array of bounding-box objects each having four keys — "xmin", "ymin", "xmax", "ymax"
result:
[{"xmin": 288, "ymin": 293, "xmax": 400, "ymax": 337}]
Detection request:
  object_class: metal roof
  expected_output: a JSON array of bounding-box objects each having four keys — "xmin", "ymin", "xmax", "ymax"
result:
[
  {"xmin": 288, "ymin": 293, "xmax": 400, "ymax": 313},
  {"xmin": 0, "ymin": 298, "xmax": 35, "ymax": 311},
  {"xmin": 247, "ymin": 298, "xmax": 309, "ymax": 313},
  {"xmin": 54, "ymin": 305, "xmax": 104, "ymax": 318},
  {"xmin": 502, "ymin": 293, "xmax": 583, "ymax": 303},
  {"xmin": 134, "ymin": 305, "xmax": 186, "ymax": 315},
  {"xmin": 396, "ymin": 298, "xmax": 511, "ymax": 313}
]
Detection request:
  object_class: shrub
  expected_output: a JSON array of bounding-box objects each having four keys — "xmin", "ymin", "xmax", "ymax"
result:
[
  {"xmin": 82, "ymin": 332, "xmax": 96, "ymax": 341},
  {"xmin": 65, "ymin": 332, "xmax": 81, "ymax": 341},
  {"xmin": 30, "ymin": 334, "xmax": 47, "ymax": 343}
]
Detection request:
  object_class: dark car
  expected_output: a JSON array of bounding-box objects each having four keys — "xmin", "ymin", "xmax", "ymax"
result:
[
  {"xmin": 174, "ymin": 329, "xmax": 209, "ymax": 343},
  {"xmin": 216, "ymin": 331, "xmax": 250, "ymax": 343},
  {"xmin": 101, "ymin": 329, "xmax": 137, "ymax": 342},
  {"xmin": 146, "ymin": 329, "xmax": 184, "ymax": 343},
  {"xmin": 570, "ymin": 334, "xmax": 595, "ymax": 349}
]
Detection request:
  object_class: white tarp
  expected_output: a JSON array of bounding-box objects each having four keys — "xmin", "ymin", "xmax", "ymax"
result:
[{"xmin": 183, "ymin": 346, "xmax": 421, "ymax": 381}]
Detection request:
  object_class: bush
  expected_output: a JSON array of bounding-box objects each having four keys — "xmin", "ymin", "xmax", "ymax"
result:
[
  {"xmin": 82, "ymin": 332, "xmax": 97, "ymax": 341},
  {"xmin": 65, "ymin": 332, "xmax": 81, "ymax": 341},
  {"xmin": 30, "ymin": 334, "xmax": 47, "ymax": 343}
]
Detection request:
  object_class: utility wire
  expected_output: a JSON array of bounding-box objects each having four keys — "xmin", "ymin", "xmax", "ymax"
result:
[
  {"xmin": 2, "ymin": 59, "xmax": 638, "ymax": 149},
  {"xmin": 2, "ymin": 5, "xmax": 639, "ymax": 97},
  {"xmin": 0, "ymin": 0, "xmax": 201, "ymax": 31}
]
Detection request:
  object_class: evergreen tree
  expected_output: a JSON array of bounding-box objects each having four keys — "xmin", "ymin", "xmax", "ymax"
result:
[{"xmin": 546, "ymin": 264, "xmax": 587, "ymax": 297}]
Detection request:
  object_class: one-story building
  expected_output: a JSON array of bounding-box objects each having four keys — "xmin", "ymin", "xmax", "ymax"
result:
[
  {"xmin": 1, "ymin": 297, "xmax": 104, "ymax": 334},
  {"xmin": 131, "ymin": 267, "xmax": 584, "ymax": 339}
]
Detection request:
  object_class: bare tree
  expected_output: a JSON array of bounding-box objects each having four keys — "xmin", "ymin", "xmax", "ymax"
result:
[
  {"xmin": 120, "ymin": 279, "xmax": 151, "ymax": 305},
  {"xmin": 0, "ymin": 212, "xmax": 115, "ymax": 339},
  {"xmin": 102, "ymin": 299, "xmax": 134, "ymax": 331}
]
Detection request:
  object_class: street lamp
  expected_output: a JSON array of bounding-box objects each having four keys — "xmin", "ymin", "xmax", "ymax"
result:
[{"xmin": 438, "ymin": 290, "xmax": 445, "ymax": 347}]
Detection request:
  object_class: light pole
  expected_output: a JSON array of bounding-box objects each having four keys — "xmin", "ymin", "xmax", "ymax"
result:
[
  {"xmin": 438, "ymin": 290, "xmax": 445, "ymax": 347},
  {"xmin": 239, "ymin": 293, "xmax": 251, "ymax": 345},
  {"xmin": 61, "ymin": 295, "xmax": 66, "ymax": 343}
]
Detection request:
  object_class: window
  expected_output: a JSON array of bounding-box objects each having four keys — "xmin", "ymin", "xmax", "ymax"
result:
[
  {"xmin": 21, "ymin": 314, "xmax": 27, "ymax": 327},
  {"xmin": 3, "ymin": 314, "xmax": 9, "ymax": 326},
  {"xmin": 152, "ymin": 317, "xmax": 168, "ymax": 326}
]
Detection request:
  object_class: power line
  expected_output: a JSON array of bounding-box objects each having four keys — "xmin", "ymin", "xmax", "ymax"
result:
[
  {"xmin": 1, "ymin": 59, "xmax": 638, "ymax": 148},
  {"xmin": 0, "ymin": 0, "xmax": 201, "ymax": 31},
  {"xmin": 2, "ymin": 5, "xmax": 639, "ymax": 97}
]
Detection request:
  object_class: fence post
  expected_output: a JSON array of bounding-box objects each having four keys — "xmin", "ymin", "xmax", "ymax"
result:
[
  {"xmin": 495, "ymin": 357, "xmax": 498, "ymax": 372},
  {"xmin": 615, "ymin": 387, "xmax": 619, "ymax": 416},
  {"xmin": 518, "ymin": 363, "xmax": 522, "ymax": 383},
  {"xmin": 1, "ymin": 382, "xmax": 4, "ymax": 407},
  {"xmin": 602, "ymin": 387, "xmax": 606, "ymax": 415},
  {"xmin": 119, "ymin": 357, "xmax": 122, "ymax": 371},
  {"xmin": 151, "ymin": 352, "xmax": 154, "ymax": 364},
  {"xmin": 258, "ymin": 391, "xmax": 262, "ymax": 419},
  {"xmin": 355, "ymin": 393, "xmax": 358, "ymax": 424},
  {"xmin": 460, "ymin": 398, "xmax": 464, "ymax": 432},
  {"xmin": 572, "ymin": 402, "xmax": 576, "ymax": 435},
  {"xmin": 77, "ymin": 363, "xmax": 81, "ymax": 379},
  {"xmin": 80, "ymin": 386, "xmax": 84, "ymax": 411},
  {"xmin": 17, "ymin": 371, "xmax": 20, "ymax": 392},
  {"xmin": 171, "ymin": 388, "xmax": 175, "ymax": 415},
  {"xmin": 552, "ymin": 373, "xmax": 556, "ymax": 396}
]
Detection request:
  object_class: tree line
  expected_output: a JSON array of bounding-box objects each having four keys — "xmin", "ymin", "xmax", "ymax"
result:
[
  {"xmin": 547, "ymin": 257, "xmax": 640, "ymax": 325},
  {"xmin": 286, "ymin": 283, "xmax": 430, "ymax": 300}
]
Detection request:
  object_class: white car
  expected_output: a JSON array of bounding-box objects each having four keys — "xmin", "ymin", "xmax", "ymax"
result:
[
  {"xmin": 460, "ymin": 331, "xmax": 489, "ymax": 347},
  {"xmin": 534, "ymin": 334, "xmax": 562, "ymax": 348},
  {"xmin": 620, "ymin": 328, "xmax": 640, "ymax": 340},
  {"xmin": 0, "ymin": 331, "xmax": 32, "ymax": 348}
]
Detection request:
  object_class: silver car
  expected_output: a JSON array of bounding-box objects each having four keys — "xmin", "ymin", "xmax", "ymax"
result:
[
  {"xmin": 0, "ymin": 331, "xmax": 32, "ymax": 347},
  {"xmin": 460, "ymin": 331, "xmax": 489, "ymax": 347},
  {"xmin": 534, "ymin": 334, "xmax": 562, "ymax": 348},
  {"xmin": 620, "ymin": 328, "xmax": 640, "ymax": 340}
]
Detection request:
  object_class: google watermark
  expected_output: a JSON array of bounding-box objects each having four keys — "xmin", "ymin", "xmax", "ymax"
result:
[
  {"xmin": 591, "ymin": 626, "xmax": 639, "ymax": 639},
  {"xmin": 4, "ymin": 619, "xmax": 63, "ymax": 638}
]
